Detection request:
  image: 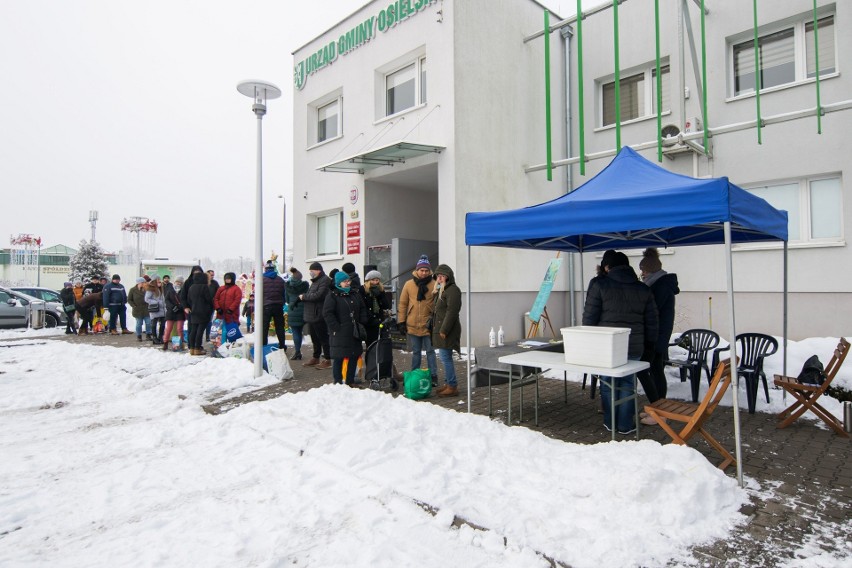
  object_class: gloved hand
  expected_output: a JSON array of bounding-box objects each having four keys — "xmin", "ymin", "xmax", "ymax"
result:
[
  {"xmin": 216, "ymin": 309, "xmax": 224, "ymax": 318},
  {"xmin": 397, "ymin": 321, "xmax": 407, "ymax": 336}
]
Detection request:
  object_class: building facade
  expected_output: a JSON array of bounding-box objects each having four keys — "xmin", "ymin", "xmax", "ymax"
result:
[{"xmin": 291, "ymin": 0, "xmax": 850, "ymax": 344}]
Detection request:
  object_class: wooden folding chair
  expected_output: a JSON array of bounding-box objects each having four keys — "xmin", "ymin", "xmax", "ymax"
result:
[
  {"xmin": 644, "ymin": 360, "xmax": 735, "ymax": 470},
  {"xmin": 773, "ymin": 337, "xmax": 850, "ymax": 437}
]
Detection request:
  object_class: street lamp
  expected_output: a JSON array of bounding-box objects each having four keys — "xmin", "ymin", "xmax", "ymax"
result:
[
  {"xmin": 237, "ymin": 79, "xmax": 281, "ymax": 378},
  {"xmin": 277, "ymin": 194, "xmax": 286, "ymax": 271}
]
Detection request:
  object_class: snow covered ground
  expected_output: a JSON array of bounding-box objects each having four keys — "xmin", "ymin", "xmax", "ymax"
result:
[{"xmin": 0, "ymin": 330, "xmax": 848, "ymax": 567}]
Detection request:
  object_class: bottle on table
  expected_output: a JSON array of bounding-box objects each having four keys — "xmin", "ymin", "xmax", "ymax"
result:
[
  {"xmin": 489, "ymin": 326, "xmax": 496, "ymax": 348},
  {"xmin": 497, "ymin": 325, "xmax": 505, "ymax": 346}
]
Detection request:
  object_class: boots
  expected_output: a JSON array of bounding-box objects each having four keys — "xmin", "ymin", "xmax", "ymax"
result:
[
  {"xmin": 137, "ymin": 335, "xmax": 143, "ymax": 342},
  {"xmin": 290, "ymin": 351, "xmax": 302, "ymax": 360},
  {"xmin": 162, "ymin": 341, "xmax": 169, "ymax": 351},
  {"xmin": 438, "ymin": 385, "xmax": 459, "ymax": 397},
  {"xmin": 315, "ymin": 359, "xmax": 332, "ymax": 370},
  {"xmin": 303, "ymin": 357, "xmax": 320, "ymax": 367}
]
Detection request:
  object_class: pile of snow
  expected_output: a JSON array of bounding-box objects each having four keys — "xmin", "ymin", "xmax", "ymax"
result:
[{"xmin": 0, "ymin": 339, "xmax": 749, "ymax": 567}]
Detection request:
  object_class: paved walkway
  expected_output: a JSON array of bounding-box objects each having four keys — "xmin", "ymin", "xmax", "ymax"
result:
[{"xmin": 53, "ymin": 333, "xmax": 852, "ymax": 566}]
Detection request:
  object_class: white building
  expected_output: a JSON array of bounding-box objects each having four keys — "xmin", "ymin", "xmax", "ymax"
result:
[{"xmin": 291, "ymin": 0, "xmax": 851, "ymax": 344}]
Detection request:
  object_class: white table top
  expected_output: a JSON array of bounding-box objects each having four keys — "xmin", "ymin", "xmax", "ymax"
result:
[{"xmin": 498, "ymin": 351, "xmax": 649, "ymax": 377}]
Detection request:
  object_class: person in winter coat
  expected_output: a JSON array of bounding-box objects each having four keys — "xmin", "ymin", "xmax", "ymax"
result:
[
  {"xmin": 214, "ymin": 272, "xmax": 243, "ymax": 342},
  {"xmin": 259, "ymin": 260, "xmax": 288, "ymax": 347},
  {"xmin": 285, "ymin": 267, "xmax": 310, "ymax": 360},
  {"xmin": 59, "ymin": 282, "xmax": 78, "ymax": 335},
  {"xmin": 72, "ymin": 280, "xmax": 84, "ymax": 327},
  {"xmin": 398, "ymin": 254, "xmax": 438, "ymax": 386},
  {"xmin": 102, "ymin": 274, "xmax": 131, "ymax": 335},
  {"xmin": 186, "ymin": 268, "xmax": 214, "ymax": 355},
  {"xmin": 127, "ymin": 277, "xmax": 152, "ymax": 341},
  {"xmin": 300, "ymin": 262, "xmax": 333, "ymax": 369},
  {"xmin": 162, "ymin": 276, "xmax": 186, "ymax": 351},
  {"xmin": 323, "ymin": 271, "xmax": 369, "ymax": 386},
  {"xmin": 360, "ymin": 269, "xmax": 391, "ymax": 348},
  {"xmin": 145, "ymin": 276, "xmax": 167, "ymax": 345},
  {"xmin": 242, "ymin": 293, "xmax": 254, "ymax": 333},
  {"xmin": 205, "ymin": 270, "xmax": 220, "ymax": 342},
  {"xmin": 75, "ymin": 291, "xmax": 101, "ymax": 335},
  {"xmin": 639, "ymin": 247, "xmax": 680, "ymax": 408},
  {"xmin": 431, "ymin": 265, "xmax": 462, "ymax": 397},
  {"xmin": 583, "ymin": 252, "xmax": 658, "ymax": 435}
]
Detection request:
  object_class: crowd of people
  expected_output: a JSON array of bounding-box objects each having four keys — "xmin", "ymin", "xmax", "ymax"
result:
[{"xmin": 55, "ymin": 254, "xmax": 464, "ymax": 394}]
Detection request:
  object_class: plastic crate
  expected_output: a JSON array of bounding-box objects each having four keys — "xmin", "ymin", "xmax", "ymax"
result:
[{"xmin": 560, "ymin": 326, "xmax": 630, "ymax": 368}]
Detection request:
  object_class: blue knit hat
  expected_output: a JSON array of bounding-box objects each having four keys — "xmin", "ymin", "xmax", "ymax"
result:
[
  {"xmin": 415, "ymin": 254, "xmax": 431, "ymax": 270},
  {"xmin": 334, "ymin": 272, "xmax": 350, "ymax": 287}
]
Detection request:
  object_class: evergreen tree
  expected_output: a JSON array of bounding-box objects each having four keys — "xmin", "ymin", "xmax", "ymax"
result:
[{"xmin": 69, "ymin": 240, "xmax": 109, "ymax": 282}]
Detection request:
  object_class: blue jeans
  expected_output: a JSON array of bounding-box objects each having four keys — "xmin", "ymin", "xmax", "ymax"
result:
[
  {"xmin": 409, "ymin": 334, "xmax": 437, "ymax": 378},
  {"xmin": 290, "ymin": 325, "xmax": 304, "ymax": 354},
  {"xmin": 599, "ymin": 370, "xmax": 637, "ymax": 433},
  {"xmin": 437, "ymin": 348, "xmax": 457, "ymax": 387},
  {"xmin": 135, "ymin": 314, "xmax": 151, "ymax": 336}
]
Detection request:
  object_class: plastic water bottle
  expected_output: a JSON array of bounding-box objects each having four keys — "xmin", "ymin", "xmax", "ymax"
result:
[
  {"xmin": 489, "ymin": 327, "xmax": 497, "ymax": 348},
  {"xmin": 497, "ymin": 325, "xmax": 505, "ymax": 346}
]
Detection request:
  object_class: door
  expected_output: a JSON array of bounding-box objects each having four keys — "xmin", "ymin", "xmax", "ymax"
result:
[{"xmin": 0, "ymin": 290, "xmax": 28, "ymax": 328}]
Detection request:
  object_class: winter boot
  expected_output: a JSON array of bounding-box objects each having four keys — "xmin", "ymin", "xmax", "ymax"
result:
[
  {"xmin": 162, "ymin": 341, "xmax": 169, "ymax": 351},
  {"xmin": 137, "ymin": 335, "xmax": 143, "ymax": 342},
  {"xmin": 316, "ymin": 359, "xmax": 332, "ymax": 370},
  {"xmin": 438, "ymin": 386, "xmax": 459, "ymax": 397},
  {"xmin": 109, "ymin": 329, "xmax": 119, "ymax": 335},
  {"xmin": 121, "ymin": 328, "xmax": 133, "ymax": 335},
  {"xmin": 303, "ymin": 357, "xmax": 320, "ymax": 367}
]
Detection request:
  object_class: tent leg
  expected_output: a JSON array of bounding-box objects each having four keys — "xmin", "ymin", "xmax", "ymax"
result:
[
  {"xmin": 725, "ymin": 222, "xmax": 743, "ymax": 487},
  {"xmin": 783, "ymin": 241, "xmax": 788, "ymax": 402},
  {"xmin": 466, "ymin": 246, "xmax": 472, "ymax": 413}
]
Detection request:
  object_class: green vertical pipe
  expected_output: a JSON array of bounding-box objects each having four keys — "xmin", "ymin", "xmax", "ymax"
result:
[
  {"xmin": 613, "ymin": 0, "xmax": 621, "ymax": 151},
  {"xmin": 654, "ymin": 0, "xmax": 662, "ymax": 161},
  {"xmin": 813, "ymin": 0, "xmax": 822, "ymax": 134},
  {"xmin": 753, "ymin": 0, "xmax": 762, "ymax": 144},
  {"xmin": 544, "ymin": 10, "xmax": 553, "ymax": 181},
  {"xmin": 576, "ymin": 0, "xmax": 586, "ymax": 175},
  {"xmin": 700, "ymin": 0, "xmax": 708, "ymax": 153}
]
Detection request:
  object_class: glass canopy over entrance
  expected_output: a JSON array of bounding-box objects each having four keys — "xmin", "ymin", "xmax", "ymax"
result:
[{"xmin": 317, "ymin": 141, "xmax": 444, "ymax": 174}]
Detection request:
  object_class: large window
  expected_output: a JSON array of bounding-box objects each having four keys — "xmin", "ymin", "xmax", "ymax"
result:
[
  {"xmin": 748, "ymin": 176, "xmax": 842, "ymax": 244},
  {"xmin": 601, "ymin": 64, "xmax": 669, "ymax": 127},
  {"xmin": 385, "ymin": 56, "xmax": 426, "ymax": 117},
  {"xmin": 315, "ymin": 211, "xmax": 343, "ymax": 257},
  {"xmin": 731, "ymin": 14, "xmax": 835, "ymax": 97},
  {"xmin": 317, "ymin": 100, "xmax": 339, "ymax": 143}
]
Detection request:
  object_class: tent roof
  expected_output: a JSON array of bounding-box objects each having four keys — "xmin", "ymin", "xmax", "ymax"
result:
[{"xmin": 465, "ymin": 147, "xmax": 788, "ymax": 252}]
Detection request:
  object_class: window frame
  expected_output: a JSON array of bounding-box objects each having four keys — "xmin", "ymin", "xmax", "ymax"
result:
[
  {"xmin": 307, "ymin": 91, "xmax": 343, "ymax": 150},
  {"xmin": 598, "ymin": 62, "xmax": 670, "ymax": 128},
  {"xmin": 316, "ymin": 99, "xmax": 340, "ymax": 144},
  {"xmin": 742, "ymin": 174, "xmax": 844, "ymax": 248},
  {"xmin": 383, "ymin": 55, "xmax": 427, "ymax": 118},
  {"xmin": 728, "ymin": 11, "xmax": 837, "ymax": 99},
  {"xmin": 308, "ymin": 209, "xmax": 344, "ymax": 260}
]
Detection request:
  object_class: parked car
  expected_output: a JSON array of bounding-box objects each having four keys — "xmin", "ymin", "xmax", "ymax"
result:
[
  {"xmin": 12, "ymin": 286, "xmax": 62, "ymax": 304},
  {"xmin": 0, "ymin": 286, "xmax": 65, "ymax": 328}
]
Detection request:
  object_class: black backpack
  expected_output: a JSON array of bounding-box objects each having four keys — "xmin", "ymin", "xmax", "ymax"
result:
[{"xmin": 797, "ymin": 355, "xmax": 827, "ymax": 386}]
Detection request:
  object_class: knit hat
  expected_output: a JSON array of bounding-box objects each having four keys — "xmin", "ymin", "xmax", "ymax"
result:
[
  {"xmin": 415, "ymin": 254, "xmax": 431, "ymax": 270},
  {"xmin": 149, "ymin": 274, "xmax": 161, "ymax": 282},
  {"xmin": 74, "ymin": 280, "xmax": 82, "ymax": 286},
  {"xmin": 112, "ymin": 274, "xmax": 121, "ymax": 281},
  {"xmin": 639, "ymin": 247, "xmax": 663, "ymax": 273},
  {"xmin": 334, "ymin": 272, "xmax": 351, "ymax": 287},
  {"xmin": 341, "ymin": 262, "xmax": 356, "ymax": 275},
  {"xmin": 365, "ymin": 270, "xmax": 382, "ymax": 281},
  {"xmin": 174, "ymin": 276, "xmax": 185, "ymax": 284},
  {"xmin": 63, "ymin": 281, "xmax": 72, "ymax": 287},
  {"xmin": 135, "ymin": 277, "xmax": 146, "ymax": 284},
  {"xmin": 143, "ymin": 274, "xmax": 151, "ymax": 282},
  {"xmin": 610, "ymin": 252, "xmax": 630, "ymax": 268},
  {"xmin": 264, "ymin": 260, "xmax": 276, "ymax": 271},
  {"xmin": 309, "ymin": 262, "xmax": 323, "ymax": 271},
  {"xmin": 289, "ymin": 267, "xmax": 303, "ymax": 280}
]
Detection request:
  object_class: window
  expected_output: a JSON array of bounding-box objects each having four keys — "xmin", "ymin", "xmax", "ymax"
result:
[
  {"xmin": 731, "ymin": 14, "xmax": 835, "ymax": 97},
  {"xmin": 748, "ymin": 176, "xmax": 842, "ymax": 244},
  {"xmin": 315, "ymin": 211, "xmax": 343, "ymax": 257},
  {"xmin": 317, "ymin": 100, "xmax": 339, "ymax": 143},
  {"xmin": 385, "ymin": 56, "xmax": 426, "ymax": 117},
  {"xmin": 601, "ymin": 64, "xmax": 669, "ymax": 127}
]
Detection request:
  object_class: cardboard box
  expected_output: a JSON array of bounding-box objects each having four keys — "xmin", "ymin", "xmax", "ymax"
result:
[{"xmin": 560, "ymin": 326, "xmax": 630, "ymax": 368}]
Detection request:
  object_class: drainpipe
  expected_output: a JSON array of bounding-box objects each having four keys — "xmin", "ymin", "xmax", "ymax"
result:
[{"xmin": 562, "ymin": 24, "xmax": 576, "ymax": 326}]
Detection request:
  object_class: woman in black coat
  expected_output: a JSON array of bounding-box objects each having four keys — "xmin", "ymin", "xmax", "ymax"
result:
[
  {"xmin": 359, "ymin": 269, "xmax": 392, "ymax": 347},
  {"xmin": 161, "ymin": 277, "xmax": 186, "ymax": 351},
  {"xmin": 323, "ymin": 271, "xmax": 369, "ymax": 386},
  {"xmin": 185, "ymin": 266, "xmax": 214, "ymax": 355}
]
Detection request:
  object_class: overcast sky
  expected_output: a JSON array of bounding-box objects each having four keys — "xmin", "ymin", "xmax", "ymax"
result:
[{"xmin": 1, "ymin": 0, "xmax": 571, "ymax": 262}]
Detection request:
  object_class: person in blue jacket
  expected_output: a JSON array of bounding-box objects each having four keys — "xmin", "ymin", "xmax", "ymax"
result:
[{"xmin": 101, "ymin": 274, "xmax": 132, "ymax": 335}]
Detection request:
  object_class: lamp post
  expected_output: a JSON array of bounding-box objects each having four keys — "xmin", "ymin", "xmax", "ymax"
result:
[
  {"xmin": 277, "ymin": 194, "xmax": 286, "ymax": 271},
  {"xmin": 237, "ymin": 79, "xmax": 281, "ymax": 378}
]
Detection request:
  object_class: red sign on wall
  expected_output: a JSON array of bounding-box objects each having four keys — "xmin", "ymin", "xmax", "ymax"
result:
[
  {"xmin": 346, "ymin": 237, "xmax": 361, "ymax": 254},
  {"xmin": 346, "ymin": 221, "xmax": 360, "ymax": 237}
]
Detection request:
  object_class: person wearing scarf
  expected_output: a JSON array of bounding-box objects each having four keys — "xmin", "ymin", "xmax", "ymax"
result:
[
  {"xmin": 360, "ymin": 269, "xmax": 392, "ymax": 347},
  {"xmin": 397, "ymin": 254, "xmax": 438, "ymax": 387},
  {"xmin": 323, "ymin": 271, "xmax": 369, "ymax": 386}
]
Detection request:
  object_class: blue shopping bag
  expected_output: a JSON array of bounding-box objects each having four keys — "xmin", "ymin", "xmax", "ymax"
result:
[{"xmin": 224, "ymin": 321, "xmax": 243, "ymax": 343}]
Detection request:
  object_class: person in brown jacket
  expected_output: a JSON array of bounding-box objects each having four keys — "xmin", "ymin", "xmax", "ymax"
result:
[{"xmin": 398, "ymin": 254, "xmax": 438, "ymax": 386}]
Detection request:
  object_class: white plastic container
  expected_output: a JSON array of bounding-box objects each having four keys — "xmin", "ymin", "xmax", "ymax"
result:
[
  {"xmin": 560, "ymin": 326, "xmax": 631, "ymax": 368},
  {"xmin": 497, "ymin": 325, "xmax": 505, "ymax": 346},
  {"xmin": 489, "ymin": 327, "xmax": 496, "ymax": 348}
]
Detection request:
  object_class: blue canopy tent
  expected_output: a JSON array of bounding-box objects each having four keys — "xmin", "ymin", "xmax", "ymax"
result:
[{"xmin": 464, "ymin": 147, "xmax": 788, "ymax": 485}]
